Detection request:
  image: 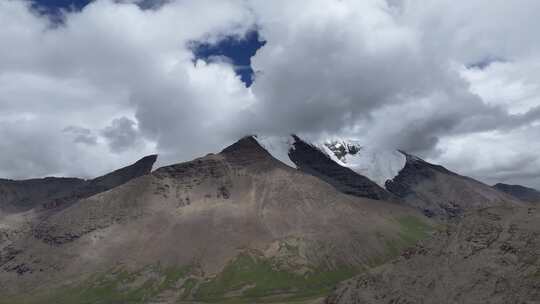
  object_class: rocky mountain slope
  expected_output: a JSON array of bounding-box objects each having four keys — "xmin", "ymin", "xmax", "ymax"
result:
[
  {"xmin": 385, "ymin": 152, "xmax": 518, "ymax": 218},
  {"xmin": 0, "ymin": 134, "xmax": 531, "ymax": 304},
  {"xmin": 326, "ymin": 205, "xmax": 540, "ymax": 304},
  {"xmin": 0, "ymin": 155, "xmax": 158, "ymax": 295},
  {"xmin": 0, "ymin": 177, "xmax": 85, "ymax": 213},
  {"xmin": 0, "ymin": 137, "xmax": 431, "ymax": 304},
  {"xmin": 494, "ymin": 183, "xmax": 540, "ymax": 203}
]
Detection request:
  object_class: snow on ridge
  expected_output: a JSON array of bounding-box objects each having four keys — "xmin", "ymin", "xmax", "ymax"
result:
[
  {"xmin": 345, "ymin": 147, "xmax": 407, "ymax": 188},
  {"xmin": 316, "ymin": 139, "xmax": 407, "ymax": 188},
  {"xmin": 254, "ymin": 135, "xmax": 297, "ymax": 168},
  {"xmin": 314, "ymin": 142, "xmax": 345, "ymax": 165},
  {"xmin": 252, "ymin": 134, "xmax": 407, "ymax": 186}
]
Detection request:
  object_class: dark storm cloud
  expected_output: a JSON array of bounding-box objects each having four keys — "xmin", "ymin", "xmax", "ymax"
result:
[
  {"xmin": 467, "ymin": 57, "xmax": 507, "ymax": 70},
  {"xmin": 64, "ymin": 126, "xmax": 98, "ymax": 145},
  {"xmin": 129, "ymin": 0, "xmax": 171, "ymax": 10},
  {"xmin": 102, "ymin": 117, "xmax": 140, "ymax": 153}
]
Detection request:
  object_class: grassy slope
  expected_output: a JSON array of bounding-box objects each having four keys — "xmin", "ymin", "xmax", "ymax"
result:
[
  {"xmin": 194, "ymin": 253, "xmax": 357, "ymax": 303},
  {"xmin": 2, "ymin": 216, "xmax": 433, "ymax": 304},
  {"xmin": 371, "ymin": 216, "xmax": 434, "ymax": 266},
  {"xmin": 1, "ymin": 265, "xmax": 192, "ymax": 304}
]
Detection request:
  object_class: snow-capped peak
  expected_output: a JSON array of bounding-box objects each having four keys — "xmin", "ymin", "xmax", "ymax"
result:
[
  {"xmin": 322, "ymin": 139, "xmax": 362, "ymax": 161},
  {"xmin": 316, "ymin": 139, "xmax": 407, "ymax": 188},
  {"xmin": 253, "ymin": 135, "xmax": 297, "ymax": 168},
  {"xmin": 253, "ymin": 135, "xmax": 407, "ymax": 188}
]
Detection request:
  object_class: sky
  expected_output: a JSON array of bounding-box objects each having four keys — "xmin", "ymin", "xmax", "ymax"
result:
[{"xmin": 1, "ymin": 0, "xmax": 540, "ymax": 189}]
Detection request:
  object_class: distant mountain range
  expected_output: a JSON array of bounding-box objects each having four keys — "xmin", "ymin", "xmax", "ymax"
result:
[
  {"xmin": 0, "ymin": 155, "xmax": 157, "ymax": 213},
  {"xmin": 0, "ymin": 134, "xmax": 536, "ymax": 304},
  {"xmin": 493, "ymin": 182, "xmax": 540, "ymax": 203}
]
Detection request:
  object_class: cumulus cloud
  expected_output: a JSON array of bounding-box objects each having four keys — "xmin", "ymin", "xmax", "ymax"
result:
[
  {"xmin": 0, "ymin": 0, "xmax": 539, "ymax": 188},
  {"xmin": 0, "ymin": 0, "xmax": 254, "ymax": 177}
]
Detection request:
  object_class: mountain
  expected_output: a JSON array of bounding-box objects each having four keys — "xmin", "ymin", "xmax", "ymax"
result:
[
  {"xmin": 315, "ymin": 139, "xmax": 406, "ymax": 189},
  {"xmin": 385, "ymin": 152, "xmax": 518, "ymax": 218},
  {"xmin": 255, "ymin": 135, "xmax": 517, "ymax": 218},
  {"xmin": 326, "ymin": 205, "xmax": 540, "ymax": 304},
  {"xmin": 285, "ymin": 136, "xmax": 394, "ymax": 201},
  {"xmin": 0, "ymin": 134, "xmax": 529, "ymax": 303},
  {"xmin": 0, "ymin": 155, "xmax": 157, "ymax": 293},
  {"xmin": 253, "ymin": 136, "xmax": 401, "ymax": 201},
  {"xmin": 0, "ymin": 177, "xmax": 85, "ymax": 213},
  {"xmin": 0, "ymin": 154, "xmax": 157, "ymax": 249},
  {"xmin": 0, "ymin": 154, "xmax": 157, "ymax": 213},
  {"xmin": 0, "ymin": 136, "xmax": 431, "ymax": 304},
  {"xmin": 493, "ymin": 183, "xmax": 540, "ymax": 203}
]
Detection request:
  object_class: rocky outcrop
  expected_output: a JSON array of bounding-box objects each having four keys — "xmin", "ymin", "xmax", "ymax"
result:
[
  {"xmin": 493, "ymin": 183, "xmax": 540, "ymax": 203},
  {"xmin": 326, "ymin": 205, "xmax": 540, "ymax": 304}
]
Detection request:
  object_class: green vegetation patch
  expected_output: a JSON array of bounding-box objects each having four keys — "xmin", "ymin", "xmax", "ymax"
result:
[
  {"xmin": 3, "ymin": 255, "xmax": 355, "ymax": 304},
  {"xmin": 396, "ymin": 216, "xmax": 433, "ymax": 244},
  {"xmin": 370, "ymin": 216, "xmax": 433, "ymax": 266},
  {"xmin": 3, "ymin": 219, "xmax": 432, "ymax": 304},
  {"xmin": 5, "ymin": 264, "xmax": 193, "ymax": 304},
  {"xmin": 194, "ymin": 253, "xmax": 356, "ymax": 302}
]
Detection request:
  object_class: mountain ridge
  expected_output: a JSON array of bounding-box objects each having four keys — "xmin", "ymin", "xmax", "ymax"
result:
[
  {"xmin": 493, "ymin": 183, "xmax": 540, "ymax": 203},
  {"xmin": 0, "ymin": 154, "xmax": 157, "ymax": 213},
  {"xmin": 253, "ymin": 134, "xmax": 519, "ymax": 218}
]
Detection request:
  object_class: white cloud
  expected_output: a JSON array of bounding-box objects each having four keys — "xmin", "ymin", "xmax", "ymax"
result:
[
  {"xmin": 0, "ymin": 0, "xmax": 255, "ymax": 177},
  {"xmin": 246, "ymin": 0, "xmax": 540, "ymax": 187},
  {"xmin": 0, "ymin": 0, "xmax": 540, "ymax": 188}
]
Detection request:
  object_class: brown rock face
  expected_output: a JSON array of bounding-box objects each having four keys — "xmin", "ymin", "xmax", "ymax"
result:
[{"xmin": 326, "ymin": 205, "xmax": 540, "ymax": 304}]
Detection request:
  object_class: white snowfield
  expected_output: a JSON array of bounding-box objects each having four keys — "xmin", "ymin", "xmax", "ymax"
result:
[
  {"xmin": 253, "ymin": 135, "xmax": 297, "ymax": 168},
  {"xmin": 253, "ymin": 135, "xmax": 407, "ymax": 189}
]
